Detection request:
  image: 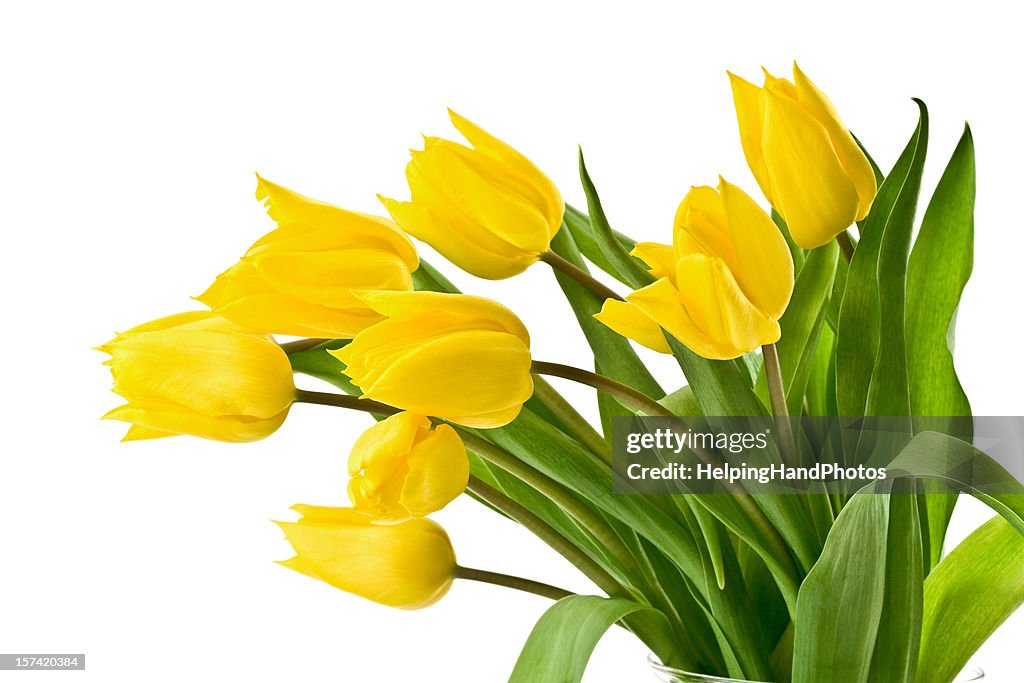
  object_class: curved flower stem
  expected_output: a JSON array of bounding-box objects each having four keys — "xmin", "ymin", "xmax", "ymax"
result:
[
  {"xmin": 293, "ymin": 389, "xmax": 398, "ymax": 416},
  {"xmin": 761, "ymin": 343, "xmax": 798, "ymax": 465},
  {"xmin": 540, "ymin": 250, "xmax": 625, "ymax": 302},
  {"xmin": 454, "ymin": 566, "xmax": 575, "ymax": 601},
  {"xmin": 458, "ymin": 431, "xmax": 640, "ymax": 576},
  {"xmin": 531, "ymin": 376, "xmax": 613, "ymax": 465},
  {"xmin": 466, "ymin": 476, "xmax": 623, "ymax": 597},
  {"xmin": 531, "ymin": 360, "xmax": 673, "ymax": 418},
  {"xmin": 836, "ymin": 230, "xmax": 855, "ymax": 263}
]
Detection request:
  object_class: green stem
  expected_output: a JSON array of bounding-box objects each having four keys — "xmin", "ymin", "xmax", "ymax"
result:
[
  {"xmin": 466, "ymin": 476, "xmax": 624, "ymax": 596},
  {"xmin": 293, "ymin": 389, "xmax": 398, "ymax": 416},
  {"xmin": 540, "ymin": 250, "xmax": 625, "ymax": 302},
  {"xmin": 531, "ymin": 375, "xmax": 613, "ymax": 465},
  {"xmin": 454, "ymin": 565, "xmax": 575, "ymax": 602},
  {"xmin": 531, "ymin": 360, "xmax": 672, "ymax": 418},
  {"xmin": 761, "ymin": 343, "xmax": 798, "ymax": 465}
]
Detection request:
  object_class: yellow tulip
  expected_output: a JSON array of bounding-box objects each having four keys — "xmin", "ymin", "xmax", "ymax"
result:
[
  {"xmin": 348, "ymin": 411, "xmax": 469, "ymax": 521},
  {"xmin": 381, "ymin": 110, "xmax": 564, "ymax": 280},
  {"xmin": 198, "ymin": 175, "xmax": 419, "ymax": 337},
  {"xmin": 99, "ymin": 311, "xmax": 295, "ymax": 442},
  {"xmin": 728, "ymin": 63, "xmax": 877, "ymax": 248},
  {"xmin": 331, "ymin": 291, "xmax": 533, "ymax": 428},
  {"xmin": 595, "ymin": 179, "xmax": 793, "ymax": 360},
  {"xmin": 277, "ymin": 506, "xmax": 455, "ymax": 610}
]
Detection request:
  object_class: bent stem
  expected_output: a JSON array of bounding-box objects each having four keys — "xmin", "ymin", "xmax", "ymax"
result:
[
  {"xmin": 531, "ymin": 360, "xmax": 672, "ymax": 418},
  {"xmin": 293, "ymin": 389, "xmax": 398, "ymax": 416},
  {"xmin": 532, "ymin": 376, "xmax": 613, "ymax": 465},
  {"xmin": 454, "ymin": 566, "xmax": 574, "ymax": 602},
  {"xmin": 761, "ymin": 344, "xmax": 798, "ymax": 466},
  {"xmin": 466, "ymin": 476, "xmax": 624, "ymax": 597},
  {"xmin": 540, "ymin": 250, "xmax": 625, "ymax": 303}
]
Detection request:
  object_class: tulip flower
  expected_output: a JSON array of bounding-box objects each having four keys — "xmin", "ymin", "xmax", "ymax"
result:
[
  {"xmin": 595, "ymin": 179, "xmax": 793, "ymax": 360},
  {"xmin": 198, "ymin": 175, "xmax": 419, "ymax": 338},
  {"xmin": 331, "ymin": 291, "xmax": 533, "ymax": 428},
  {"xmin": 99, "ymin": 311, "xmax": 295, "ymax": 442},
  {"xmin": 728, "ymin": 63, "xmax": 877, "ymax": 249},
  {"xmin": 348, "ymin": 411, "xmax": 469, "ymax": 521},
  {"xmin": 277, "ymin": 506, "xmax": 455, "ymax": 610},
  {"xmin": 380, "ymin": 110, "xmax": 564, "ymax": 280}
]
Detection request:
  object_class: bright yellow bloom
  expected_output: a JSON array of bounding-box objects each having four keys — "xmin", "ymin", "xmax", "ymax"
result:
[
  {"xmin": 331, "ymin": 291, "xmax": 533, "ymax": 428},
  {"xmin": 277, "ymin": 506, "xmax": 455, "ymax": 610},
  {"xmin": 348, "ymin": 411, "xmax": 469, "ymax": 522},
  {"xmin": 198, "ymin": 175, "xmax": 419, "ymax": 337},
  {"xmin": 595, "ymin": 179, "xmax": 793, "ymax": 360},
  {"xmin": 381, "ymin": 110, "xmax": 564, "ymax": 280},
  {"xmin": 99, "ymin": 311, "xmax": 295, "ymax": 442},
  {"xmin": 728, "ymin": 63, "xmax": 877, "ymax": 248}
]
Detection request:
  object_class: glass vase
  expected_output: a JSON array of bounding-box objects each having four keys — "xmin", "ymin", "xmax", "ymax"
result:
[{"xmin": 648, "ymin": 655, "xmax": 985, "ymax": 682}]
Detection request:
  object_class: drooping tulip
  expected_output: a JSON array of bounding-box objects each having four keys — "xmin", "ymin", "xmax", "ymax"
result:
[
  {"xmin": 332, "ymin": 290, "xmax": 533, "ymax": 428},
  {"xmin": 277, "ymin": 506, "xmax": 455, "ymax": 610},
  {"xmin": 728, "ymin": 63, "xmax": 877, "ymax": 248},
  {"xmin": 381, "ymin": 110, "xmax": 564, "ymax": 280},
  {"xmin": 199, "ymin": 175, "xmax": 419, "ymax": 337},
  {"xmin": 348, "ymin": 411, "xmax": 469, "ymax": 522},
  {"xmin": 99, "ymin": 311, "xmax": 294, "ymax": 442},
  {"xmin": 596, "ymin": 179, "xmax": 794, "ymax": 360}
]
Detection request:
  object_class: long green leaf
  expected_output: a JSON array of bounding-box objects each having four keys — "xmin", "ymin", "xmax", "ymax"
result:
[
  {"xmin": 563, "ymin": 203, "xmax": 638, "ymax": 287},
  {"xmin": 837, "ymin": 101, "xmax": 928, "ymax": 421},
  {"xmin": 508, "ymin": 596, "xmax": 671, "ymax": 683},
  {"xmin": 577, "ymin": 148, "xmax": 655, "ymax": 289},
  {"xmin": 793, "ymin": 481, "xmax": 922, "ymax": 683},
  {"xmin": 917, "ymin": 516, "xmax": 1024, "ymax": 683}
]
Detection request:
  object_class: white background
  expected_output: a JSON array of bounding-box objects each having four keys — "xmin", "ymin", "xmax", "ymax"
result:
[{"xmin": 1, "ymin": 1, "xmax": 1021, "ymax": 681}]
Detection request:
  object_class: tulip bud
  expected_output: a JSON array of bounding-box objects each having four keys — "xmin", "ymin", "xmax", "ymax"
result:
[
  {"xmin": 99, "ymin": 311, "xmax": 295, "ymax": 442},
  {"xmin": 331, "ymin": 291, "xmax": 533, "ymax": 428},
  {"xmin": 380, "ymin": 110, "xmax": 564, "ymax": 280},
  {"xmin": 728, "ymin": 63, "xmax": 877, "ymax": 248},
  {"xmin": 198, "ymin": 176, "xmax": 420, "ymax": 338},
  {"xmin": 348, "ymin": 411, "xmax": 469, "ymax": 522},
  {"xmin": 596, "ymin": 179, "xmax": 793, "ymax": 360},
  {"xmin": 276, "ymin": 506, "xmax": 455, "ymax": 610}
]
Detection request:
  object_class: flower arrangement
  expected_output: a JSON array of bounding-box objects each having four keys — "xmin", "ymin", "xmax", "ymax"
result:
[{"xmin": 100, "ymin": 63, "xmax": 1024, "ymax": 683}]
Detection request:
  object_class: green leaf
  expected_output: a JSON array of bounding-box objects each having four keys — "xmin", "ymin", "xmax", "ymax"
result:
[
  {"xmin": 666, "ymin": 336, "xmax": 768, "ymax": 418},
  {"xmin": 577, "ymin": 148, "xmax": 655, "ymax": 289},
  {"xmin": 793, "ymin": 481, "xmax": 922, "ymax": 683},
  {"xmin": 755, "ymin": 241, "xmax": 839, "ymax": 416},
  {"xmin": 411, "ymin": 258, "xmax": 461, "ymax": 293},
  {"xmin": 837, "ymin": 101, "xmax": 929, "ymax": 421},
  {"xmin": 548, "ymin": 221, "xmax": 664, "ymax": 403},
  {"xmin": 508, "ymin": 596, "xmax": 671, "ymax": 683},
  {"xmin": 916, "ymin": 516, "xmax": 1024, "ymax": 683},
  {"xmin": 865, "ymin": 100, "xmax": 930, "ymax": 419},
  {"xmin": 771, "ymin": 209, "xmax": 807, "ymax": 278},
  {"xmin": 906, "ymin": 124, "xmax": 974, "ymax": 418},
  {"xmin": 563, "ymin": 203, "xmax": 639, "ymax": 287}
]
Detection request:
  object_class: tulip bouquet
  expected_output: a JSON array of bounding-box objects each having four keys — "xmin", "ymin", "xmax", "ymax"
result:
[{"xmin": 100, "ymin": 64, "xmax": 1024, "ymax": 683}]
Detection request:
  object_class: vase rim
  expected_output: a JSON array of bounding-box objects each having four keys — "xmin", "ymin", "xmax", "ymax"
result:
[{"xmin": 647, "ymin": 655, "xmax": 984, "ymax": 682}]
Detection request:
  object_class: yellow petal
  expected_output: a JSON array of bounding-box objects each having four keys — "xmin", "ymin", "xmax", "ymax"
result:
[
  {"xmin": 255, "ymin": 174, "xmax": 418, "ymax": 270},
  {"xmin": 359, "ymin": 330, "xmax": 534, "ymax": 428},
  {"xmin": 717, "ymin": 178, "xmax": 794, "ymax": 319},
  {"xmin": 104, "ymin": 402, "xmax": 290, "ymax": 443},
  {"xmin": 791, "ymin": 63, "xmax": 877, "ymax": 220},
  {"xmin": 761, "ymin": 89, "xmax": 859, "ymax": 248},
  {"xmin": 631, "ymin": 242, "xmax": 677, "ymax": 281},
  {"xmin": 673, "ymin": 185, "xmax": 737, "ymax": 263},
  {"xmin": 593, "ymin": 299, "xmax": 671, "ymax": 353},
  {"xmin": 674, "ymin": 255, "xmax": 781, "ymax": 358},
  {"xmin": 447, "ymin": 110, "xmax": 564, "ymax": 234},
  {"xmin": 627, "ymin": 278, "xmax": 734, "ymax": 360},
  {"xmin": 400, "ymin": 423, "xmax": 469, "ymax": 517},
  {"xmin": 276, "ymin": 510, "xmax": 455, "ymax": 609},
  {"xmin": 351, "ymin": 290, "xmax": 530, "ymax": 347},
  {"xmin": 728, "ymin": 71, "xmax": 774, "ymax": 204}
]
